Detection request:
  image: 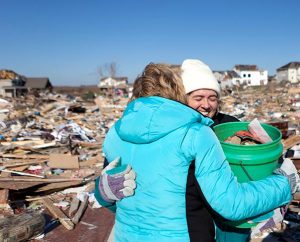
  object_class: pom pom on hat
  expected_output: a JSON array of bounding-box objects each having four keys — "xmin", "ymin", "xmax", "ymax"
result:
[{"xmin": 181, "ymin": 59, "xmax": 221, "ymax": 96}]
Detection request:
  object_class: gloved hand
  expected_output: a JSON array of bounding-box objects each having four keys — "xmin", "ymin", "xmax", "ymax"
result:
[
  {"xmin": 98, "ymin": 157, "xmax": 136, "ymax": 203},
  {"xmin": 274, "ymin": 158, "xmax": 299, "ymax": 194},
  {"xmin": 250, "ymin": 206, "xmax": 287, "ymax": 238}
]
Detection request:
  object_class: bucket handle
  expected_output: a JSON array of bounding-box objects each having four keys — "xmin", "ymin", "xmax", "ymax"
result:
[{"xmin": 239, "ymin": 161, "xmax": 254, "ymax": 181}]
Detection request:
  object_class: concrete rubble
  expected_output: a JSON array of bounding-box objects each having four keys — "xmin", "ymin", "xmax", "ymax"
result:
[{"xmin": 0, "ymin": 81, "xmax": 299, "ymax": 241}]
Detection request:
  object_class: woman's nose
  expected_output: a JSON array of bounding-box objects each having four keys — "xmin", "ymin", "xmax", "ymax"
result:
[{"xmin": 200, "ymin": 99, "xmax": 210, "ymax": 109}]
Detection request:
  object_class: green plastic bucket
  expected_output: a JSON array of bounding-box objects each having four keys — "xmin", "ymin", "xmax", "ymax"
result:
[{"xmin": 213, "ymin": 122, "xmax": 283, "ymax": 228}]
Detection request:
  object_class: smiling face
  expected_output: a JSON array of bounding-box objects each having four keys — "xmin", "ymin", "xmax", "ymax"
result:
[{"xmin": 187, "ymin": 89, "xmax": 219, "ymax": 118}]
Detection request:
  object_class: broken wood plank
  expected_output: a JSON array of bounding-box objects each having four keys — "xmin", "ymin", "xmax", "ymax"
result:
[
  {"xmin": 282, "ymin": 135, "xmax": 300, "ymax": 150},
  {"xmin": 31, "ymin": 141, "xmax": 57, "ymax": 149},
  {"xmin": 0, "ymin": 172, "xmax": 10, "ymax": 208},
  {"xmin": 72, "ymin": 142, "xmax": 102, "ymax": 148},
  {"xmin": 0, "ymin": 168, "xmax": 45, "ymax": 178},
  {"xmin": 42, "ymin": 197, "xmax": 74, "ymax": 230},
  {"xmin": 72, "ymin": 194, "xmax": 89, "ymax": 224},
  {"xmin": 0, "ymin": 154, "xmax": 49, "ymax": 159},
  {"xmin": 0, "ymin": 181, "xmax": 44, "ymax": 190},
  {"xmin": 34, "ymin": 181, "xmax": 83, "ymax": 192},
  {"xmin": 2, "ymin": 159, "xmax": 47, "ymax": 168},
  {"xmin": 0, "ymin": 177, "xmax": 83, "ymax": 182},
  {"xmin": 9, "ymin": 165, "xmax": 29, "ymax": 171},
  {"xmin": 0, "ymin": 140, "xmax": 44, "ymax": 146},
  {"xmin": 69, "ymin": 197, "xmax": 80, "ymax": 217}
]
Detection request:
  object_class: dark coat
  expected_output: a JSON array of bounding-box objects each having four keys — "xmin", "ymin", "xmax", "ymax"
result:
[{"xmin": 186, "ymin": 112, "xmax": 239, "ymax": 242}]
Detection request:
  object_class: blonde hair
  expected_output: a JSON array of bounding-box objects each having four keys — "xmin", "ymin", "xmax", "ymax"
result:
[{"xmin": 131, "ymin": 63, "xmax": 187, "ymax": 104}]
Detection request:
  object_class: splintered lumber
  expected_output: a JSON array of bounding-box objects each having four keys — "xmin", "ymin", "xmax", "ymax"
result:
[
  {"xmin": 0, "ymin": 154, "xmax": 49, "ymax": 159},
  {"xmin": 69, "ymin": 197, "xmax": 80, "ymax": 217},
  {"xmin": 73, "ymin": 141, "xmax": 102, "ymax": 148},
  {"xmin": 0, "ymin": 181, "xmax": 43, "ymax": 190},
  {"xmin": 42, "ymin": 197, "xmax": 74, "ymax": 230},
  {"xmin": 0, "ymin": 177, "xmax": 84, "ymax": 190},
  {"xmin": 0, "ymin": 172, "xmax": 10, "ymax": 208},
  {"xmin": 0, "ymin": 140, "xmax": 45, "ymax": 146},
  {"xmin": 0, "ymin": 167, "xmax": 45, "ymax": 178},
  {"xmin": 34, "ymin": 181, "xmax": 83, "ymax": 192},
  {"xmin": 72, "ymin": 194, "xmax": 89, "ymax": 224},
  {"xmin": 2, "ymin": 159, "xmax": 47, "ymax": 168},
  {"xmin": 8, "ymin": 165, "xmax": 28, "ymax": 171},
  {"xmin": 282, "ymin": 135, "xmax": 300, "ymax": 150},
  {"xmin": 0, "ymin": 177, "xmax": 83, "ymax": 182},
  {"xmin": 69, "ymin": 182, "xmax": 95, "ymax": 222}
]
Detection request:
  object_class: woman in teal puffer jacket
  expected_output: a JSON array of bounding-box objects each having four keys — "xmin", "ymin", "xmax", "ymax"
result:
[{"xmin": 99, "ymin": 63, "xmax": 291, "ymax": 242}]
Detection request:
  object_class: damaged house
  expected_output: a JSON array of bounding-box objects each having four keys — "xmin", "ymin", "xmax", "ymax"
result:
[
  {"xmin": 276, "ymin": 62, "xmax": 300, "ymax": 83},
  {"xmin": 0, "ymin": 70, "xmax": 53, "ymax": 97},
  {"xmin": 0, "ymin": 70, "xmax": 27, "ymax": 97},
  {"xmin": 25, "ymin": 77, "xmax": 53, "ymax": 93},
  {"xmin": 233, "ymin": 65, "xmax": 268, "ymax": 86},
  {"xmin": 98, "ymin": 76, "xmax": 129, "ymax": 97}
]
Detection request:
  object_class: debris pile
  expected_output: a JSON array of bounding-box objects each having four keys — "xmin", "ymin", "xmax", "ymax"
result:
[
  {"xmin": 0, "ymin": 92, "xmax": 127, "ymax": 240},
  {"xmin": 0, "ymin": 81, "xmax": 299, "ymax": 241},
  {"xmin": 221, "ymin": 83, "xmax": 300, "ymax": 136}
]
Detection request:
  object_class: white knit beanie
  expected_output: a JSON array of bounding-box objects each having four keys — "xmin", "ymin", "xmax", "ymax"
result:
[{"xmin": 181, "ymin": 59, "xmax": 221, "ymax": 96}]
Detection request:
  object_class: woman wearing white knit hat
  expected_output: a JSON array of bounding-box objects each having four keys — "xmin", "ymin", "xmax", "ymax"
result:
[
  {"xmin": 181, "ymin": 59, "xmax": 234, "ymax": 122},
  {"xmin": 181, "ymin": 59, "xmax": 251, "ymax": 242},
  {"xmin": 182, "ymin": 59, "xmax": 295, "ymax": 242}
]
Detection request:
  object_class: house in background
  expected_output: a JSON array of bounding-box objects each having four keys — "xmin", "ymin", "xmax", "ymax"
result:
[
  {"xmin": 25, "ymin": 77, "xmax": 53, "ymax": 92},
  {"xmin": 276, "ymin": 62, "xmax": 300, "ymax": 83},
  {"xmin": 0, "ymin": 70, "xmax": 53, "ymax": 97},
  {"xmin": 98, "ymin": 76, "xmax": 129, "ymax": 97},
  {"xmin": 233, "ymin": 65, "xmax": 268, "ymax": 86},
  {"xmin": 0, "ymin": 70, "xmax": 27, "ymax": 97}
]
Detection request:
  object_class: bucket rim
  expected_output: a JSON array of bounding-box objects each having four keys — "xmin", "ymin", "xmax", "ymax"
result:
[{"xmin": 214, "ymin": 121, "xmax": 282, "ymax": 147}]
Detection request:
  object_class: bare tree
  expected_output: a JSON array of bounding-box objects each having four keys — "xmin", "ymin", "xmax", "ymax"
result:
[
  {"xmin": 97, "ymin": 62, "xmax": 118, "ymax": 78},
  {"xmin": 109, "ymin": 62, "xmax": 117, "ymax": 77}
]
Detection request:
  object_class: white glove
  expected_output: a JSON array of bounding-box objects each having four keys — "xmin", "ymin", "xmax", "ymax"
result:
[
  {"xmin": 274, "ymin": 158, "xmax": 299, "ymax": 194},
  {"xmin": 251, "ymin": 207, "xmax": 287, "ymax": 238},
  {"xmin": 98, "ymin": 157, "xmax": 137, "ymax": 202}
]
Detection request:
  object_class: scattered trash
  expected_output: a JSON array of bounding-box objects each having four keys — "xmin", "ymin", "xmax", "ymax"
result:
[{"xmin": 0, "ymin": 82, "xmax": 299, "ymax": 241}]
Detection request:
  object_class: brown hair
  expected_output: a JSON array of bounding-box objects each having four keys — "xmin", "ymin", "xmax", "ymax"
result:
[{"xmin": 130, "ymin": 63, "xmax": 187, "ymax": 104}]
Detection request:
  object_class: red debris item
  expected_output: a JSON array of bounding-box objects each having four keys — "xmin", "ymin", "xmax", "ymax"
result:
[{"xmin": 234, "ymin": 130, "xmax": 262, "ymax": 143}]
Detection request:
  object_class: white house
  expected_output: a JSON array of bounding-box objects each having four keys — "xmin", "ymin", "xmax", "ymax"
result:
[
  {"xmin": 98, "ymin": 76, "xmax": 128, "ymax": 88},
  {"xmin": 97, "ymin": 76, "xmax": 128, "ymax": 97},
  {"xmin": 276, "ymin": 62, "xmax": 300, "ymax": 83},
  {"xmin": 233, "ymin": 65, "xmax": 268, "ymax": 86}
]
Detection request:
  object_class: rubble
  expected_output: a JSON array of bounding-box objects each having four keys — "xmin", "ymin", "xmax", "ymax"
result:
[
  {"xmin": 0, "ymin": 81, "xmax": 299, "ymax": 241},
  {"xmin": 221, "ymin": 83, "xmax": 300, "ymax": 136},
  {"xmin": 0, "ymin": 91, "xmax": 126, "ymax": 241}
]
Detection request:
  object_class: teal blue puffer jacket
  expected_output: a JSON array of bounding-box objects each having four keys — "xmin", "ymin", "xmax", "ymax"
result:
[{"xmin": 102, "ymin": 96, "xmax": 291, "ymax": 242}]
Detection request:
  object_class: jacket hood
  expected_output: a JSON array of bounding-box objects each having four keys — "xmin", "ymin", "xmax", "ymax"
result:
[{"xmin": 115, "ymin": 96, "xmax": 213, "ymax": 144}]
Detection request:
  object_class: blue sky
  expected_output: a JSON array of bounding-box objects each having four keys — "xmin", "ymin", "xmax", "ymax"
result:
[{"xmin": 0, "ymin": 0, "xmax": 299, "ymax": 86}]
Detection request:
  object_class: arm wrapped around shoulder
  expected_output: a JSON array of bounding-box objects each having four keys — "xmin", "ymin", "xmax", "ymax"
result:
[
  {"xmin": 94, "ymin": 157, "xmax": 136, "ymax": 208},
  {"xmin": 188, "ymin": 126, "xmax": 292, "ymax": 221}
]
